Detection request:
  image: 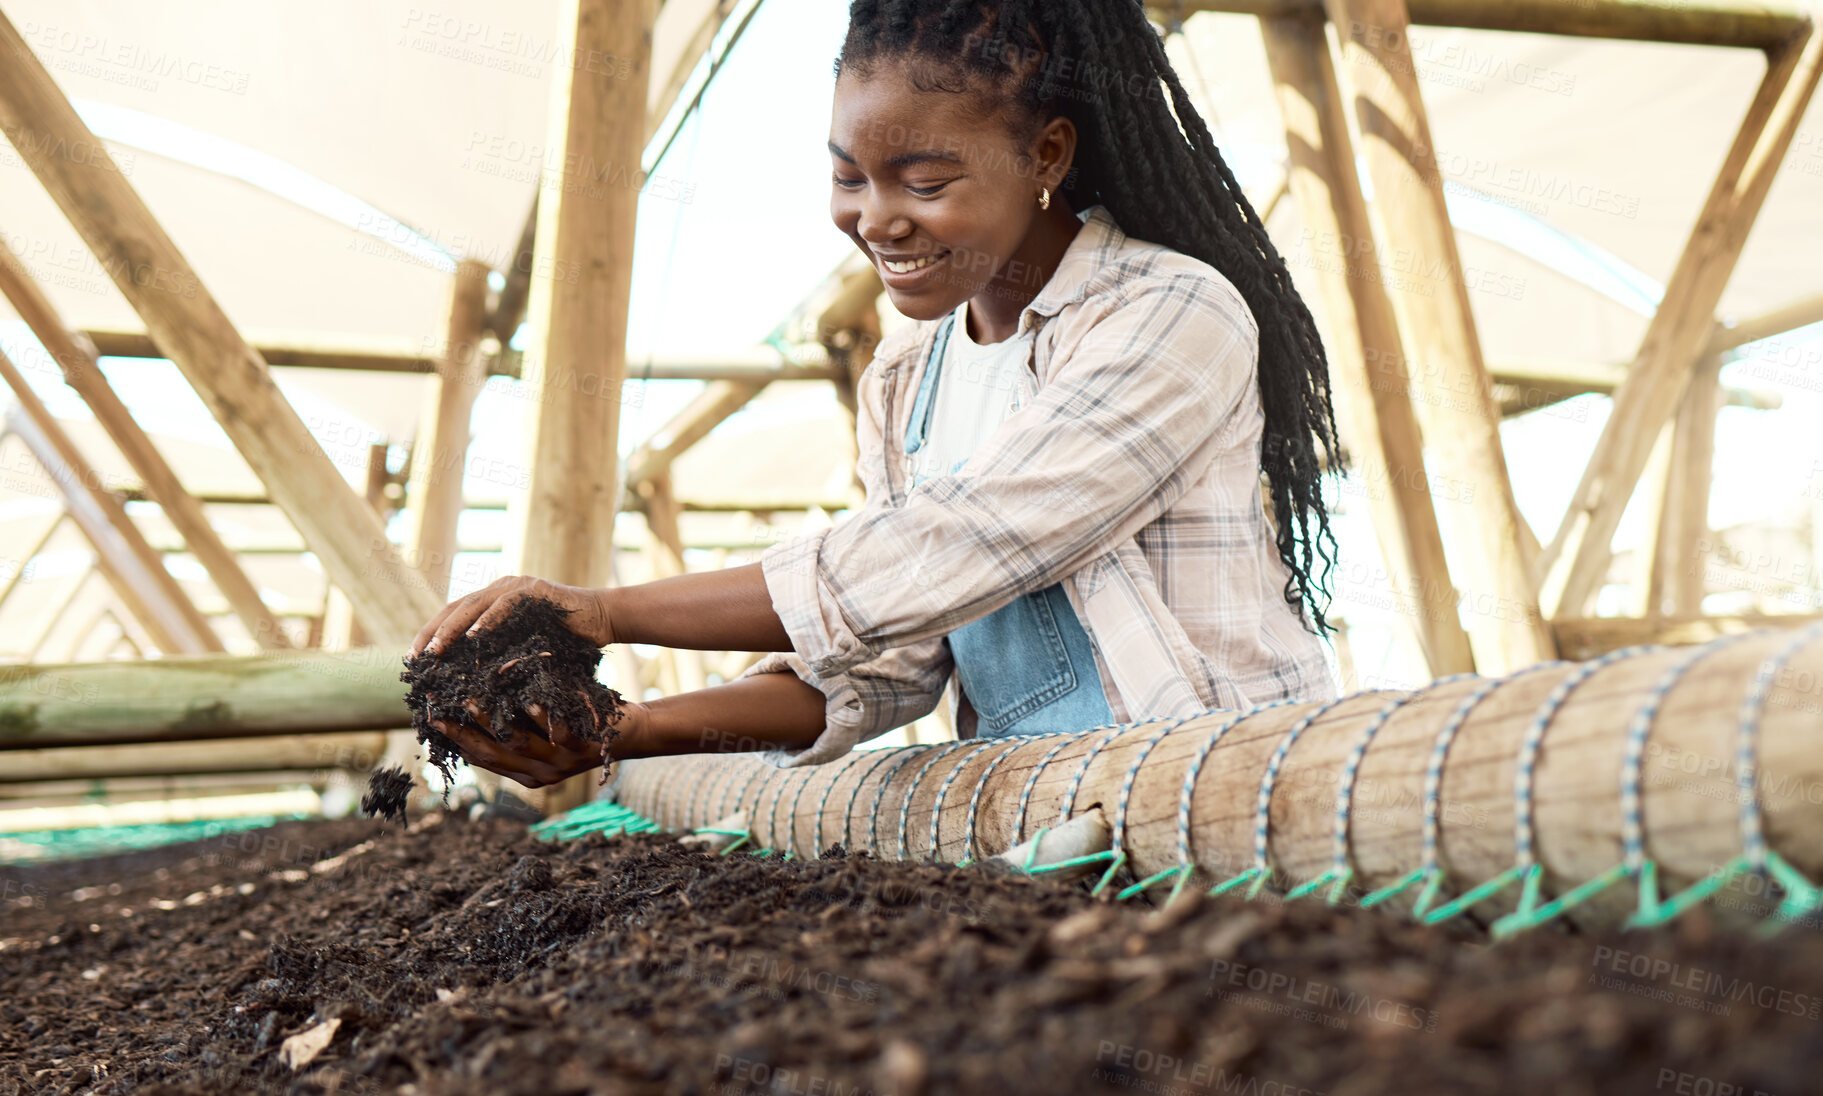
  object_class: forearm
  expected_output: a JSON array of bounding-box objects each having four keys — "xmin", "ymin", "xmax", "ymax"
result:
[
  {"xmin": 607, "ymin": 563, "xmax": 794, "ymax": 652},
  {"xmin": 609, "ymin": 670, "xmax": 827, "ymax": 759}
]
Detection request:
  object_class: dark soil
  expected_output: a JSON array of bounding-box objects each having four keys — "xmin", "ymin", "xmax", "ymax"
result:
[
  {"xmin": 4, "ymin": 815, "xmax": 1822, "ymax": 1096},
  {"xmin": 398, "ymin": 597, "xmax": 624, "ymax": 786},
  {"xmin": 359, "ymin": 768, "xmax": 414, "ymax": 825}
]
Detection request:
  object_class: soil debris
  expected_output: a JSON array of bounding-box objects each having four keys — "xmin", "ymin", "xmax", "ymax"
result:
[
  {"xmin": 358, "ymin": 765, "xmax": 413, "ymax": 824},
  {"xmin": 398, "ymin": 596, "xmax": 624, "ymax": 785}
]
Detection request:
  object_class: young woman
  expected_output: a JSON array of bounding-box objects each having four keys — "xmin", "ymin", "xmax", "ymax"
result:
[{"xmin": 409, "ymin": 0, "xmax": 1341, "ymax": 789}]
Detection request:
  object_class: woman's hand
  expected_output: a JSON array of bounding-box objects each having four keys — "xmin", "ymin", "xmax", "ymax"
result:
[
  {"xmin": 409, "ymin": 576, "xmax": 613, "ymax": 658},
  {"xmin": 430, "ymin": 695, "xmax": 648, "ymax": 789}
]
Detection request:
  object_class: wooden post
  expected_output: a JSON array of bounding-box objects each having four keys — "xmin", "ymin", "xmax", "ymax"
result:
[
  {"xmin": 1260, "ymin": 12, "xmax": 1473, "ymax": 677},
  {"xmin": 0, "ymin": 9, "xmax": 443, "ymax": 646},
  {"xmin": 0, "ymin": 356, "xmax": 219, "ymax": 654},
  {"xmin": 508, "ymin": 0, "xmax": 657, "ymax": 813},
  {"xmin": 1319, "ymin": 0, "xmax": 1553, "ymax": 673},
  {"xmin": 1651, "ymin": 352, "xmax": 1726, "ymax": 617},
  {"xmin": 639, "ymin": 473, "xmax": 707, "ymax": 693},
  {"xmin": 403, "ymin": 261, "xmax": 491, "ymax": 603},
  {"xmin": 1541, "ymin": 25, "xmax": 1823, "ymax": 617},
  {"xmin": 0, "ymin": 233, "xmax": 290, "ymax": 649}
]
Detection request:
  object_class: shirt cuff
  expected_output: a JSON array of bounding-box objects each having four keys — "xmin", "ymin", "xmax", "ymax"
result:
[{"xmin": 759, "ymin": 530, "xmax": 875, "ymax": 678}]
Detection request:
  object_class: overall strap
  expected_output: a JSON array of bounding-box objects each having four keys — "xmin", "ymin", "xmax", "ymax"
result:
[{"xmin": 902, "ymin": 309, "xmax": 956, "ymax": 456}]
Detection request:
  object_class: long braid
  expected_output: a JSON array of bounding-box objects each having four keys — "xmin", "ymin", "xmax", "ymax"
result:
[{"xmin": 839, "ymin": 0, "xmax": 1342, "ymax": 636}]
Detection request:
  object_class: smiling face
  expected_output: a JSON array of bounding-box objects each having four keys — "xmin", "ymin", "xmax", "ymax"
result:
[{"xmin": 828, "ymin": 60, "xmax": 1075, "ymax": 328}]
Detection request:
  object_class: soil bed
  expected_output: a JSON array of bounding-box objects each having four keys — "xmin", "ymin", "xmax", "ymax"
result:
[{"xmin": 4, "ymin": 815, "xmax": 1822, "ymax": 1096}]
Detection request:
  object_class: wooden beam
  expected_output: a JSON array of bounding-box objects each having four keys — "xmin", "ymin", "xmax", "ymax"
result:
[
  {"xmin": 489, "ymin": 197, "xmax": 539, "ymax": 343},
  {"xmin": 1554, "ymin": 611, "xmax": 1821, "ymax": 659},
  {"xmin": 1261, "ymin": 11, "xmax": 1473, "ymax": 676},
  {"xmin": 1540, "ymin": 24, "xmax": 1823, "ymax": 618},
  {"xmin": 83, "ymin": 330, "xmax": 841, "ymax": 383},
  {"xmin": 84, "ymin": 329, "xmax": 443, "ymax": 374},
  {"xmin": 1169, "ymin": 0, "xmax": 1810, "ymax": 49},
  {"xmin": 0, "ymin": 649, "xmax": 410, "ymax": 749},
  {"xmin": 623, "ymin": 379, "xmax": 768, "ymax": 496},
  {"xmin": 0, "ymin": 732, "xmax": 390, "ymax": 784},
  {"xmin": 622, "ymin": 622, "xmax": 1823, "ymax": 931},
  {"xmin": 0, "ymin": 233, "xmax": 290, "ymax": 648},
  {"xmin": 1490, "ymin": 359, "xmax": 1780, "ymax": 416},
  {"xmin": 1710, "ymin": 290, "xmax": 1823, "ymax": 353},
  {"xmin": 513, "ymin": 0, "xmax": 658, "ymax": 814},
  {"xmin": 0, "ymin": 9, "xmax": 442, "ymax": 646},
  {"xmin": 0, "ymin": 366, "xmax": 219, "ymax": 654},
  {"xmin": 1324, "ymin": 0, "xmax": 1553, "ymax": 672},
  {"xmin": 403, "ymin": 261, "xmax": 490, "ymax": 603}
]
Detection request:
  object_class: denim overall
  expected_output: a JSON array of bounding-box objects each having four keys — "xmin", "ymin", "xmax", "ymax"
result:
[{"xmin": 903, "ymin": 311, "xmax": 1114, "ymax": 739}]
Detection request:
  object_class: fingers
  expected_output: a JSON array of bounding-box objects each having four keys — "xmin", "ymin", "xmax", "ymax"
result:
[
  {"xmin": 415, "ymin": 577, "xmax": 522, "ymax": 658},
  {"xmin": 408, "ymin": 597, "xmax": 464, "ymax": 659},
  {"xmin": 433, "ymin": 719, "xmax": 565, "ymax": 789},
  {"xmin": 466, "ymin": 578, "xmax": 547, "ymax": 644}
]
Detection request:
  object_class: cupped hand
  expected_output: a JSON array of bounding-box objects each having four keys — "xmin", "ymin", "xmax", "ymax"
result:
[
  {"xmin": 409, "ymin": 575, "xmax": 612, "ymax": 658},
  {"xmin": 430, "ymin": 695, "xmax": 646, "ymax": 789}
]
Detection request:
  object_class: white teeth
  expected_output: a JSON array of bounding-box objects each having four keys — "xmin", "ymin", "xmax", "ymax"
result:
[{"xmin": 883, "ymin": 254, "xmax": 942, "ymax": 274}]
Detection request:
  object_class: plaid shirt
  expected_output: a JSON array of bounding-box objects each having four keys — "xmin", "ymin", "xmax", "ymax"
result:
[{"xmin": 747, "ymin": 206, "xmax": 1337, "ymax": 766}]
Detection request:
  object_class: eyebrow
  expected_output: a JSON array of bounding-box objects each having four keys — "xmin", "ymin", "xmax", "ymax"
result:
[{"xmin": 827, "ymin": 141, "xmax": 964, "ymax": 169}]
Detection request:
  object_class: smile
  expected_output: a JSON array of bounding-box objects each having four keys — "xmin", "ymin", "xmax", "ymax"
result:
[{"xmin": 879, "ymin": 251, "xmax": 947, "ymax": 274}]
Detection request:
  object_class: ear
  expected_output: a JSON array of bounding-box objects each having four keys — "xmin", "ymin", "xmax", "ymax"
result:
[{"xmin": 1031, "ymin": 114, "xmax": 1077, "ymax": 193}]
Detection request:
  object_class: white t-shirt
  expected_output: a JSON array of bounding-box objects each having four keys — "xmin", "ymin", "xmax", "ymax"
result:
[{"xmin": 907, "ymin": 301, "xmax": 1038, "ymax": 484}]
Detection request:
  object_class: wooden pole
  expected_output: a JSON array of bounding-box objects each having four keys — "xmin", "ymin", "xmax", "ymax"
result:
[
  {"xmin": 0, "ymin": 363, "xmax": 219, "ymax": 654},
  {"xmin": 1167, "ymin": 0, "xmax": 1810, "ymax": 49},
  {"xmin": 1260, "ymin": 12, "xmax": 1473, "ymax": 677},
  {"xmin": 0, "ymin": 233, "xmax": 290, "ymax": 648},
  {"xmin": 0, "ymin": 648, "xmax": 410, "ymax": 749},
  {"xmin": 1540, "ymin": 25, "xmax": 1823, "ymax": 618},
  {"xmin": 0, "ymin": 732, "xmax": 390, "ymax": 783},
  {"xmin": 509, "ymin": 0, "xmax": 657, "ymax": 814},
  {"xmin": 639, "ymin": 472, "xmax": 707, "ymax": 693},
  {"xmin": 403, "ymin": 261, "xmax": 491, "ymax": 603},
  {"xmin": 622, "ymin": 379, "xmax": 768, "ymax": 498},
  {"xmin": 621, "ymin": 622, "xmax": 1823, "ymax": 931},
  {"xmin": 1649, "ymin": 353, "xmax": 1725, "ymax": 617},
  {"xmin": 0, "ymin": 8, "xmax": 443, "ymax": 646},
  {"xmin": 1321, "ymin": 0, "xmax": 1553, "ymax": 673}
]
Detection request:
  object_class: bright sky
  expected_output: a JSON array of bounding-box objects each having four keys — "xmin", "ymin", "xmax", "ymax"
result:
[{"xmin": 0, "ymin": 0, "xmax": 1819, "ymax": 691}]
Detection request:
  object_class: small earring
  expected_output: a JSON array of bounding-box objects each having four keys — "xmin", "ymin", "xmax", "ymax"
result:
[{"xmin": 1039, "ymin": 186, "xmax": 1051, "ymax": 210}]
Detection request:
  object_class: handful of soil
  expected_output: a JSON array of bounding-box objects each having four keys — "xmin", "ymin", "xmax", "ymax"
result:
[{"xmin": 399, "ymin": 596, "xmax": 626, "ymax": 787}]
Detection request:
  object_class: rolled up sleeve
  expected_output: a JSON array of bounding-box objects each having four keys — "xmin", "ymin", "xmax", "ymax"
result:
[
  {"xmin": 762, "ymin": 271, "xmax": 1259, "ymax": 684},
  {"xmin": 738, "ymin": 637, "xmax": 953, "ymax": 767}
]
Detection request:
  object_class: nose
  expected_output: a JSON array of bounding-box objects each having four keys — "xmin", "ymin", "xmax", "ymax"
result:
[{"xmin": 856, "ymin": 193, "xmax": 912, "ymax": 250}]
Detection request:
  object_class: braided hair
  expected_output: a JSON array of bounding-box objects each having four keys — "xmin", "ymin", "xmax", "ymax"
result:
[{"xmin": 838, "ymin": 0, "xmax": 1342, "ymax": 635}]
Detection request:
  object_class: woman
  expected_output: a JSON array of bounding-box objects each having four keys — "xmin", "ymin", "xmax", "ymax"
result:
[{"xmin": 410, "ymin": 0, "xmax": 1341, "ymax": 788}]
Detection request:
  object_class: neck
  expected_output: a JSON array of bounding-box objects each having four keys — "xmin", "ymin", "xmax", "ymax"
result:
[{"xmin": 965, "ymin": 202, "xmax": 1082, "ymax": 343}]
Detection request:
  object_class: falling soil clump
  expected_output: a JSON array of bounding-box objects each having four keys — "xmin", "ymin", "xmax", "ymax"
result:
[
  {"xmin": 399, "ymin": 596, "xmax": 624, "ymax": 785},
  {"xmin": 7, "ymin": 816, "xmax": 1823, "ymax": 1095},
  {"xmin": 359, "ymin": 765, "xmax": 414, "ymax": 823}
]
